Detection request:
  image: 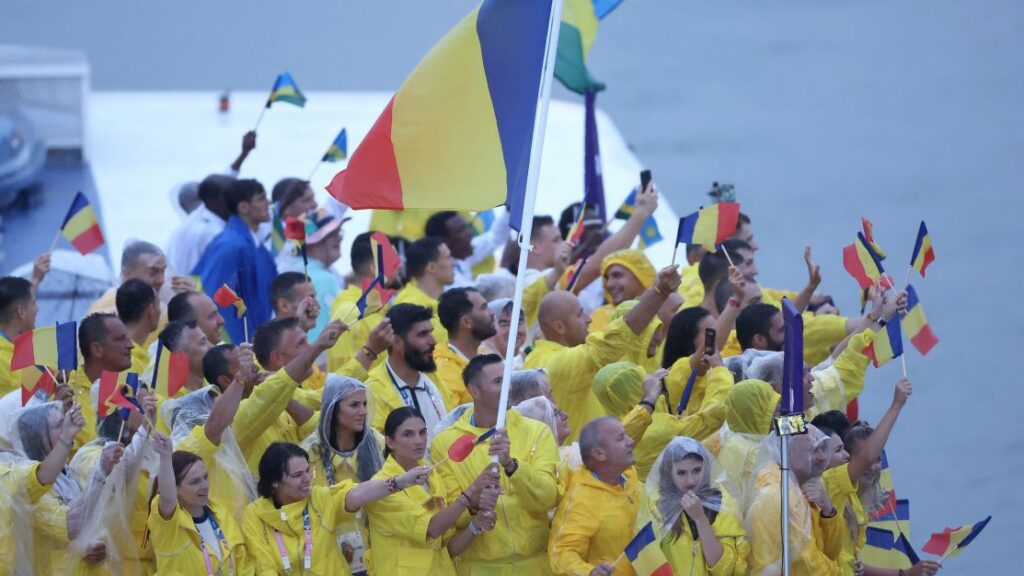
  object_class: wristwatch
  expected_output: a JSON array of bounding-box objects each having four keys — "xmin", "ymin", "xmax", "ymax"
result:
[{"xmin": 503, "ymin": 457, "xmax": 519, "ymax": 477}]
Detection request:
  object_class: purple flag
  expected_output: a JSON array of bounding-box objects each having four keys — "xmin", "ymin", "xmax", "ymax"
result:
[
  {"xmin": 583, "ymin": 89, "xmax": 606, "ymax": 222},
  {"xmin": 781, "ymin": 297, "xmax": 804, "ymax": 413}
]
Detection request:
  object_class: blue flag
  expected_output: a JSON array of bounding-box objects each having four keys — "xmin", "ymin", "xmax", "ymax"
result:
[
  {"xmin": 583, "ymin": 89, "xmax": 607, "ymax": 222},
  {"xmin": 781, "ymin": 297, "xmax": 804, "ymax": 413}
]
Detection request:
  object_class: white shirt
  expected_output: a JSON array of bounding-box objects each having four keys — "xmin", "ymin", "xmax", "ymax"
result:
[
  {"xmin": 451, "ymin": 209, "xmax": 512, "ymax": 288},
  {"xmin": 385, "ymin": 361, "xmax": 448, "ymax": 435},
  {"xmin": 166, "ymin": 204, "xmax": 227, "ymax": 276},
  {"xmin": 193, "ymin": 514, "xmax": 224, "ymax": 561}
]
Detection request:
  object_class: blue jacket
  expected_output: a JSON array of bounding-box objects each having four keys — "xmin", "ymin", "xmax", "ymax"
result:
[{"xmin": 192, "ymin": 215, "xmax": 276, "ymax": 343}]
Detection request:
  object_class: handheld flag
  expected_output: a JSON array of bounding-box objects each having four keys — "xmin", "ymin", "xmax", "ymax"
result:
[
  {"xmin": 269, "ymin": 205, "xmax": 286, "ymax": 254},
  {"xmin": 922, "ymin": 516, "xmax": 991, "ymax": 559},
  {"xmin": 11, "ymin": 322, "xmax": 77, "ymax": 371},
  {"xmin": 564, "ymin": 254, "xmax": 590, "ymax": 293},
  {"xmin": 469, "ymin": 209, "xmax": 496, "ymax": 236},
  {"xmin": 353, "ymin": 277, "xmax": 394, "ymax": 321},
  {"xmin": 843, "ymin": 232, "xmax": 885, "ymax": 290},
  {"xmin": 213, "ymin": 284, "xmax": 247, "ymax": 319},
  {"xmin": 283, "ymin": 217, "xmax": 307, "ymax": 245},
  {"xmin": 117, "ymin": 372, "xmax": 143, "ymax": 420},
  {"xmin": 862, "ymin": 527, "xmax": 916, "ymax": 570},
  {"xmin": 369, "ymin": 231, "xmax": 401, "ymax": 283},
  {"xmin": 909, "ymin": 221, "xmax": 935, "ymax": 278},
  {"xmin": 582, "ymin": 89, "xmax": 607, "ymax": 221},
  {"xmin": 266, "ymin": 73, "xmax": 306, "ymax": 108},
  {"xmin": 902, "ymin": 285, "xmax": 938, "ymax": 356},
  {"xmin": 566, "ymin": 203, "xmax": 588, "ymax": 244},
  {"xmin": 322, "ymin": 128, "xmax": 348, "ymax": 162},
  {"xmin": 781, "ymin": 298, "xmax": 805, "ymax": 413},
  {"xmin": 614, "ymin": 188, "xmax": 662, "ymax": 248},
  {"xmin": 863, "ymin": 319, "xmax": 904, "ymax": 368},
  {"xmin": 98, "ymin": 370, "xmax": 140, "ymax": 419},
  {"xmin": 675, "ymin": 202, "xmax": 740, "ymax": 251},
  {"xmin": 554, "ymin": 0, "xmax": 623, "ymax": 94},
  {"xmin": 326, "ymin": 0, "xmax": 556, "ymax": 232},
  {"xmin": 623, "ymin": 522, "xmax": 672, "ymax": 576},
  {"xmin": 153, "ymin": 343, "xmax": 189, "ymax": 398},
  {"xmin": 447, "ymin": 428, "xmax": 497, "ymax": 463},
  {"xmin": 60, "ymin": 192, "xmax": 105, "ymax": 255},
  {"xmin": 862, "ymin": 217, "xmax": 887, "ymax": 260},
  {"xmin": 20, "ymin": 366, "xmax": 55, "ymax": 406}
]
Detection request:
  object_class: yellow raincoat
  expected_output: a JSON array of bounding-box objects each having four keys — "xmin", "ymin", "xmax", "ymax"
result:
[
  {"xmin": 148, "ymin": 497, "xmax": 251, "ymax": 576},
  {"xmin": 364, "ymin": 456, "xmax": 457, "ymax": 575},
  {"xmin": 716, "ymin": 380, "xmax": 780, "ymax": 498},
  {"xmin": 659, "ymin": 492, "xmax": 749, "ymax": 576},
  {"xmin": 129, "ymin": 342, "xmax": 149, "ymax": 376},
  {"xmin": 0, "ymin": 333, "xmax": 20, "ymax": 396},
  {"xmin": 365, "ymin": 361, "xmax": 451, "ymax": 432},
  {"xmin": 433, "ymin": 344, "xmax": 476, "ymax": 407},
  {"xmin": 71, "ymin": 366, "xmax": 97, "ymax": 453},
  {"xmin": 589, "ymin": 250, "xmax": 656, "ymax": 334},
  {"xmin": 241, "ymin": 482, "xmax": 358, "ymax": 575},
  {"xmin": 823, "ymin": 464, "xmax": 866, "ymax": 575},
  {"xmin": 327, "ymin": 284, "xmax": 385, "ymax": 373},
  {"xmin": 804, "ymin": 314, "xmax": 850, "ymax": 368},
  {"xmin": 634, "ymin": 403, "xmax": 728, "ymax": 482},
  {"xmin": 429, "ymin": 408, "xmax": 559, "ymax": 575},
  {"xmin": 678, "ymin": 263, "xmax": 703, "ymax": 307},
  {"xmin": 549, "ymin": 467, "xmax": 644, "ymax": 576},
  {"xmin": 524, "ymin": 317, "xmax": 645, "ymax": 443},
  {"xmin": 807, "ymin": 329, "xmax": 873, "ymax": 419},
  {"xmin": 663, "ymin": 361, "xmax": 734, "ymax": 419}
]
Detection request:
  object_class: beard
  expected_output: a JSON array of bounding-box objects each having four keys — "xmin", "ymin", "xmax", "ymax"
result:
[
  {"xmin": 471, "ymin": 318, "xmax": 498, "ymax": 341},
  {"xmin": 404, "ymin": 344, "xmax": 437, "ymax": 373}
]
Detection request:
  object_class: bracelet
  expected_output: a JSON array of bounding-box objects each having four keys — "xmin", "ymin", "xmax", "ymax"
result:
[
  {"xmin": 386, "ymin": 476, "xmax": 399, "ymax": 494},
  {"xmin": 361, "ymin": 346, "xmax": 379, "ymax": 359},
  {"xmin": 458, "ymin": 492, "xmax": 473, "ymax": 509},
  {"xmin": 877, "ymin": 318, "xmax": 888, "ymax": 328},
  {"xmin": 866, "ymin": 311, "xmax": 878, "ymax": 323},
  {"xmin": 639, "ymin": 400, "xmax": 656, "ymax": 412},
  {"xmin": 653, "ymin": 285, "xmax": 668, "ymax": 298},
  {"xmin": 728, "ymin": 297, "xmax": 742, "ymax": 308}
]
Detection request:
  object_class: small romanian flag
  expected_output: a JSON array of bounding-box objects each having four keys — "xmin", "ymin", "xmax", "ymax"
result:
[
  {"xmin": 909, "ymin": 221, "xmax": 935, "ymax": 278},
  {"xmin": 153, "ymin": 343, "xmax": 189, "ymax": 398},
  {"xmin": 902, "ymin": 285, "xmax": 938, "ymax": 356},
  {"xmin": 266, "ymin": 72, "xmax": 306, "ymax": 108},
  {"xmin": 60, "ymin": 192, "xmax": 105, "ymax": 255},
  {"xmin": 623, "ymin": 521, "xmax": 672, "ymax": 576},
  {"xmin": 564, "ymin": 254, "xmax": 590, "ymax": 293},
  {"xmin": 213, "ymin": 284, "xmax": 247, "ymax": 319},
  {"xmin": 862, "ymin": 216, "xmax": 887, "ymax": 260},
  {"xmin": 11, "ymin": 322, "xmax": 78, "ymax": 371},
  {"xmin": 20, "ymin": 365, "xmax": 55, "ymax": 406},
  {"xmin": 863, "ymin": 319, "xmax": 903, "ymax": 368},
  {"xmin": 566, "ymin": 204, "xmax": 588, "ymax": 244},
  {"xmin": 675, "ymin": 202, "xmax": 740, "ymax": 251},
  {"xmin": 355, "ymin": 277, "xmax": 390, "ymax": 320},
  {"xmin": 921, "ymin": 516, "xmax": 991, "ymax": 559},
  {"xmin": 370, "ymin": 231, "xmax": 401, "ymax": 283},
  {"xmin": 97, "ymin": 370, "xmax": 141, "ymax": 419},
  {"xmin": 322, "ymin": 128, "xmax": 348, "ymax": 162},
  {"xmin": 843, "ymin": 232, "xmax": 885, "ymax": 290}
]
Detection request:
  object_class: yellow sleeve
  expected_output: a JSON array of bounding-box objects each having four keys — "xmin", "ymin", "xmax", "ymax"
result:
[
  {"xmin": 334, "ymin": 357, "xmax": 370, "ymax": 381},
  {"xmin": 621, "ymin": 405, "xmax": 653, "ymax": 445},
  {"xmin": 292, "ymin": 387, "xmax": 322, "ymax": 412},
  {"xmin": 833, "ymin": 329, "xmax": 873, "ymax": 404},
  {"xmin": 817, "ymin": 508, "xmax": 846, "ymax": 563},
  {"xmin": 435, "ymin": 357, "xmax": 472, "ymax": 407},
  {"xmin": 708, "ymin": 537, "xmax": 746, "ymax": 576},
  {"xmin": 698, "ymin": 366, "xmax": 734, "ymax": 412},
  {"xmin": 804, "ymin": 314, "xmax": 850, "ymax": 367},
  {"xmin": 327, "ymin": 482, "xmax": 358, "ymax": 525},
  {"xmin": 557, "ymin": 319, "xmax": 643, "ymax": 381},
  {"xmin": 721, "ymin": 330, "xmax": 742, "ymax": 358},
  {"xmin": 507, "ymin": 426, "xmax": 559, "ymax": 513},
  {"xmin": 366, "ymin": 483, "xmax": 435, "ymax": 545},
  {"xmin": 234, "ymin": 368, "xmax": 299, "ymax": 446},
  {"xmin": 523, "ymin": 273, "xmax": 551, "ymax": 331},
  {"xmin": 33, "ymin": 491, "xmax": 69, "ymax": 542},
  {"xmin": 549, "ymin": 485, "xmax": 600, "ymax": 575},
  {"xmin": 241, "ymin": 507, "xmax": 280, "ymax": 575},
  {"xmin": 24, "ymin": 463, "xmax": 50, "ymax": 504}
]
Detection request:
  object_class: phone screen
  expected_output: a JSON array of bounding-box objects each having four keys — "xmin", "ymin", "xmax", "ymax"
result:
[
  {"xmin": 704, "ymin": 327, "xmax": 717, "ymax": 356},
  {"xmin": 640, "ymin": 169, "xmax": 652, "ymax": 193}
]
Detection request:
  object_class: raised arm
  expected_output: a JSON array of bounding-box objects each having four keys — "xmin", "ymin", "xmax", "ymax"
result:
[
  {"xmin": 624, "ymin": 265, "xmax": 682, "ymax": 335},
  {"xmin": 572, "ymin": 181, "xmax": 659, "ymax": 291},
  {"xmin": 153, "ymin": 432, "xmax": 177, "ymax": 520},
  {"xmin": 793, "ymin": 247, "xmax": 822, "ymax": 313},
  {"xmin": 36, "ymin": 403, "xmax": 84, "ymax": 486},
  {"xmin": 848, "ymin": 378, "xmax": 911, "ymax": 483}
]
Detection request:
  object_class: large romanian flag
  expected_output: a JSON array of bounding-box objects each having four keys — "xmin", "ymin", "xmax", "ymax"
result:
[
  {"xmin": 60, "ymin": 192, "xmax": 105, "ymax": 255},
  {"xmin": 675, "ymin": 202, "xmax": 740, "ymax": 251},
  {"xmin": 554, "ymin": 0, "xmax": 623, "ymax": 94},
  {"xmin": 327, "ymin": 0, "xmax": 557, "ymax": 232},
  {"xmin": 11, "ymin": 322, "xmax": 78, "ymax": 371}
]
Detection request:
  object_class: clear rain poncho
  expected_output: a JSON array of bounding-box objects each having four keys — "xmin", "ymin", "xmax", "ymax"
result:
[
  {"xmin": 716, "ymin": 379, "xmax": 781, "ymax": 512},
  {"xmin": 514, "ymin": 396, "xmax": 582, "ymax": 472},
  {"xmin": 644, "ymin": 437, "xmax": 726, "ymax": 540},
  {"xmin": 312, "ymin": 375, "xmax": 384, "ymax": 484},
  {"xmin": 431, "ymin": 402, "xmax": 474, "ymax": 443},
  {"xmin": 0, "ymin": 450, "xmax": 38, "ymax": 576}
]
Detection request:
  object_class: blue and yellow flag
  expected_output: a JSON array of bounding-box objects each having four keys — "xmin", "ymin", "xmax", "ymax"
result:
[
  {"xmin": 322, "ymin": 128, "xmax": 348, "ymax": 162},
  {"xmin": 614, "ymin": 188, "xmax": 662, "ymax": 248},
  {"xmin": 266, "ymin": 72, "xmax": 306, "ymax": 108}
]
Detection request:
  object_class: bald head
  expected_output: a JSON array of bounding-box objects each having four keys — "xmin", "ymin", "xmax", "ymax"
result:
[{"xmin": 538, "ymin": 291, "xmax": 590, "ymax": 346}]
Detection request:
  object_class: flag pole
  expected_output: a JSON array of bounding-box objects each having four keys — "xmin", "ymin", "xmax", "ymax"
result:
[
  {"xmin": 495, "ymin": 0, "xmax": 564, "ymax": 437},
  {"xmin": 307, "ymin": 159, "xmax": 321, "ymax": 183},
  {"xmin": 781, "ymin": 433, "xmax": 791, "ymax": 576},
  {"xmin": 49, "ymin": 230, "xmax": 61, "ymax": 252},
  {"xmin": 243, "ymin": 313, "xmax": 249, "ymax": 344},
  {"xmin": 902, "ymin": 265, "xmax": 913, "ymax": 290},
  {"xmin": 721, "ymin": 245, "xmax": 735, "ymax": 267},
  {"xmin": 253, "ymin": 103, "xmax": 269, "ymax": 132},
  {"xmin": 671, "ymin": 243, "xmax": 680, "ymax": 267}
]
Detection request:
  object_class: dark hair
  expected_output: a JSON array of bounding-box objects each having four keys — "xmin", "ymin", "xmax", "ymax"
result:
[
  {"xmin": 168, "ymin": 291, "xmax": 199, "ymax": 323},
  {"xmin": 116, "ymin": 278, "xmax": 157, "ymax": 324},
  {"xmin": 350, "ymin": 232, "xmax": 374, "ymax": 271},
  {"xmin": 662, "ymin": 307, "xmax": 712, "ymax": 369},
  {"xmin": 736, "ymin": 304, "xmax": 780, "ymax": 350},
  {"xmin": 0, "ymin": 276, "xmax": 33, "ymax": 323},
  {"xmin": 721, "ymin": 238, "xmax": 752, "ymax": 256},
  {"xmin": 405, "ymin": 237, "xmax": 444, "ymax": 278},
  {"xmin": 172, "ymin": 450, "xmax": 203, "ymax": 485},
  {"xmin": 203, "ymin": 344, "xmax": 236, "ymax": 388},
  {"xmin": 98, "ymin": 412, "xmax": 130, "ymax": 443},
  {"xmin": 253, "ymin": 317, "xmax": 301, "ymax": 367},
  {"xmin": 159, "ymin": 320, "xmax": 199, "ymax": 353},
  {"xmin": 386, "ymin": 303, "xmax": 434, "ymax": 339},
  {"xmin": 438, "ymin": 287, "xmax": 478, "ymax": 334},
  {"xmin": 257, "ymin": 442, "xmax": 309, "ymax": 499},
  {"xmin": 713, "ymin": 279, "xmax": 735, "ymax": 316},
  {"xmin": 271, "ymin": 178, "xmax": 310, "ymax": 214},
  {"xmin": 558, "ymin": 202, "xmax": 584, "ymax": 240},
  {"xmin": 197, "ymin": 174, "xmax": 234, "ymax": 204},
  {"xmin": 530, "ymin": 215, "xmax": 556, "ymax": 241},
  {"xmin": 225, "ymin": 179, "xmax": 265, "ymax": 215},
  {"xmin": 685, "ymin": 244, "xmax": 705, "ymax": 258},
  {"xmin": 382, "ymin": 407, "xmax": 424, "ymax": 459},
  {"xmin": 698, "ymin": 251, "xmax": 736, "ymax": 292},
  {"xmin": 270, "ymin": 272, "xmax": 308, "ymax": 310},
  {"xmin": 738, "ymin": 212, "xmax": 751, "ymax": 226},
  {"xmin": 424, "ymin": 211, "xmax": 459, "ymax": 239},
  {"xmin": 463, "ymin": 353, "xmax": 503, "ymax": 388},
  {"xmin": 812, "ymin": 410, "xmax": 852, "ymax": 440},
  {"xmin": 79, "ymin": 313, "xmax": 118, "ymax": 360}
]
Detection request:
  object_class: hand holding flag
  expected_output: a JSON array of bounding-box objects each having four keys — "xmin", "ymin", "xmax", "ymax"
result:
[
  {"xmin": 673, "ymin": 202, "xmax": 740, "ymax": 264},
  {"xmin": 617, "ymin": 522, "xmax": 672, "ymax": 576}
]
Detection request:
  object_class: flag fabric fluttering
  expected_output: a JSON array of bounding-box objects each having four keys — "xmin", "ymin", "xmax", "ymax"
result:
[
  {"xmin": 10, "ymin": 322, "xmax": 77, "ymax": 371},
  {"xmin": 674, "ymin": 202, "xmax": 740, "ymax": 251},
  {"xmin": 326, "ymin": 0, "xmax": 556, "ymax": 232},
  {"xmin": 566, "ymin": 203, "xmax": 588, "ymax": 244},
  {"xmin": 564, "ymin": 254, "xmax": 590, "ymax": 293},
  {"xmin": 582, "ymin": 89, "xmax": 607, "ymax": 222},
  {"xmin": 322, "ymin": 128, "xmax": 348, "ymax": 162},
  {"xmin": 369, "ymin": 232, "xmax": 401, "ymax": 283},
  {"xmin": 623, "ymin": 521, "xmax": 673, "ymax": 576},
  {"xmin": 213, "ymin": 284, "xmax": 247, "ymax": 319},
  {"xmin": 97, "ymin": 370, "xmax": 140, "ymax": 419},
  {"xmin": 60, "ymin": 192, "xmax": 105, "ymax": 255},
  {"xmin": 863, "ymin": 319, "xmax": 904, "ymax": 368},
  {"xmin": 554, "ymin": 0, "xmax": 623, "ymax": 94},
  {"xmin": 354, "ymin": 277, "xmax": 393, "ymax": 321},
  {"xmin": 909, "ymin": 221, "xmax": 935, "ymax": 278},
  {"xmin": 922, "ymin": 516, "xmax": 991, "ymax": 559},
  {"xmin": 843, "ymin": 232, "xmax": 886, "ymax": 290},
  {"xmin": 781, "ymin": 297, "xmax": 805, "ymax": 413},
  {"xmin": 903, "ymin": 285, "xmax": 938, "ymax": 356},
  {"xmin": 266, "ymin": 73, "xmax": 307, "ymax": 108},
  {"xmin": 862, "ymin": 217, "xmax": 887, "ymax": 259},
  {"xmin": 153, "ymin": 343, "xmax": 189, "ymax": 398},
  {"xmin": 614, "ymin": 188, "xmax": 662, "ymax": 248},
  {"xmin": 20, "ymin": 365, "xmax": 55, "ymax": 406},
  {"xmin": 862, "ymin": 527, "xmax": 918, "ymax": 569}
]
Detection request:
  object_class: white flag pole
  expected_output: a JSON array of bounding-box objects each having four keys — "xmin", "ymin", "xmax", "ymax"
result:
[{"xmin": 495, "ymin": 0, "xmax": 564, "ymax": 436}]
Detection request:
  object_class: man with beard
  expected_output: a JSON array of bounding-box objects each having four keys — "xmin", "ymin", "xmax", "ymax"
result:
[
  {"xmin": 365, "ymin": 303, "xmax": 451, "ymax": 433},
  {"xmin": 434, "ymin": 287, "xmax": 496, "ymax": 406},
  {"xmin": 736, "ymin": 303, "xmax": 786, "ymax": 353}
]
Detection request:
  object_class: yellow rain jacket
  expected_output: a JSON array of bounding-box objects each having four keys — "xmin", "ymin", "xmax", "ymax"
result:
[
  {"xmin": 804, "ymin": 314, "xmax": 850, "ymax": 368},
  {"xmin": 678, "ymin": 263, "xmax": 703, "ymax": 307},
  {"xmin": 242, "ymin": 482, "xmax": 358, "ymax": 575},
  {"xmin": 364, "ymin": 456, "xmax": 457, "ymax": 576},
  {"xmin": 660, "ymin": 492, "xmax": 749, "ymax": 576},
  {"xmin": 433, "ymin": 344, "xmax": 476, "ymax": 407},
  {"xmin": 429, "ymin": 408, "xmax": 559, "ymax": 575},
  {"xmin": 177, "ymin": 427, "xmax": 254, "ymax": 523},
  {"xmin": 807, "ymin": 328, "xmax": 873, "ymax": 419},
  {"xmin": 589, "ymin": 250, "xmax": 656, "ymax": 334},
  {"xmin": 524, "ymin": 317, "xmax": 645, "ymax": 443},
  {"xmin": 130, "ymin": 341, "xmax": 149, "ymax": 376},
  {"xmin": 663, "ymin": 361, "xmax": 734, "ymax": 419},
  {"xmin": 0, "ymin": 333, "xmax": 21, "ymax": 396},
  {"xmin": 148, "ymin": 497, "xmax": 251, "ymax": 576},
  {"xmin": 608, "ymin": 301, "xmax": 664, "ymax": 374},
  {"xmin": 71, "ymin": 366, "xmax": 98, "ymax": 453},
  {"xmin": 228, "ymin": 368, "xmax": 303, "ymax": 474},
  {"xmin": 0, "ymin": 462, "xmax": 48, "ymax": 576},
  {"xmin": 391, "ymin": 280, "xmax": 448, "ymax": 347},
  {"xmin": 823, "ymin": 464, "xmax": 866, "ymax": 576},
  {"xmin": 365, "ymin": 361, "xmax": 451, "ymax": 432},
  {"xmin": 549, "ymin": 466, "xmax": 644, "ymax": 576},
  {"xmin": 716, "ymin": 380, "xmax": 780, "ymax": 496},
  {"xmin": 327, "ymin": 284, "xmax": 386, "ymax": 373},
  {"xmin": 593, "ymin": 362, "xmax": 647, "ymax": 419},
  {"xmin": 634, "ymin": 403, "xmax": 727, "ymax": 482}
]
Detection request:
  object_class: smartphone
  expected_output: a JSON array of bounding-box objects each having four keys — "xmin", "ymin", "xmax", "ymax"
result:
[
  {"xmin": 704, "ymin": 327, "xmax": 717, "ymax": 356},
  {"xmin": 640, "ymin": 169, "xmax": 652, "ymax": 193}
]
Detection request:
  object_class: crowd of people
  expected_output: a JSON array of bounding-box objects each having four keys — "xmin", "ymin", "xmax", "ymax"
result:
[{"xmin": 0, "ymin": 132, "xmax": 943, "ymax": 575}]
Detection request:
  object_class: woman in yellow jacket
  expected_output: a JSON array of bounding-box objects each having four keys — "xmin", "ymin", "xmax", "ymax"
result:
[
  {"xmin": 241, "ymin": 440, "xmax": 430, "ymax": 575},
  {"xmin": 365, "ymin": 407, "xmax": 500, "ymax": 575},
  {"xmin": 645, "ymin": 437, "xmax": 748, "ymax": 576},
  {"xmin": 150, "ymin": 432, "xmax": 251, "ymax": 575}
]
